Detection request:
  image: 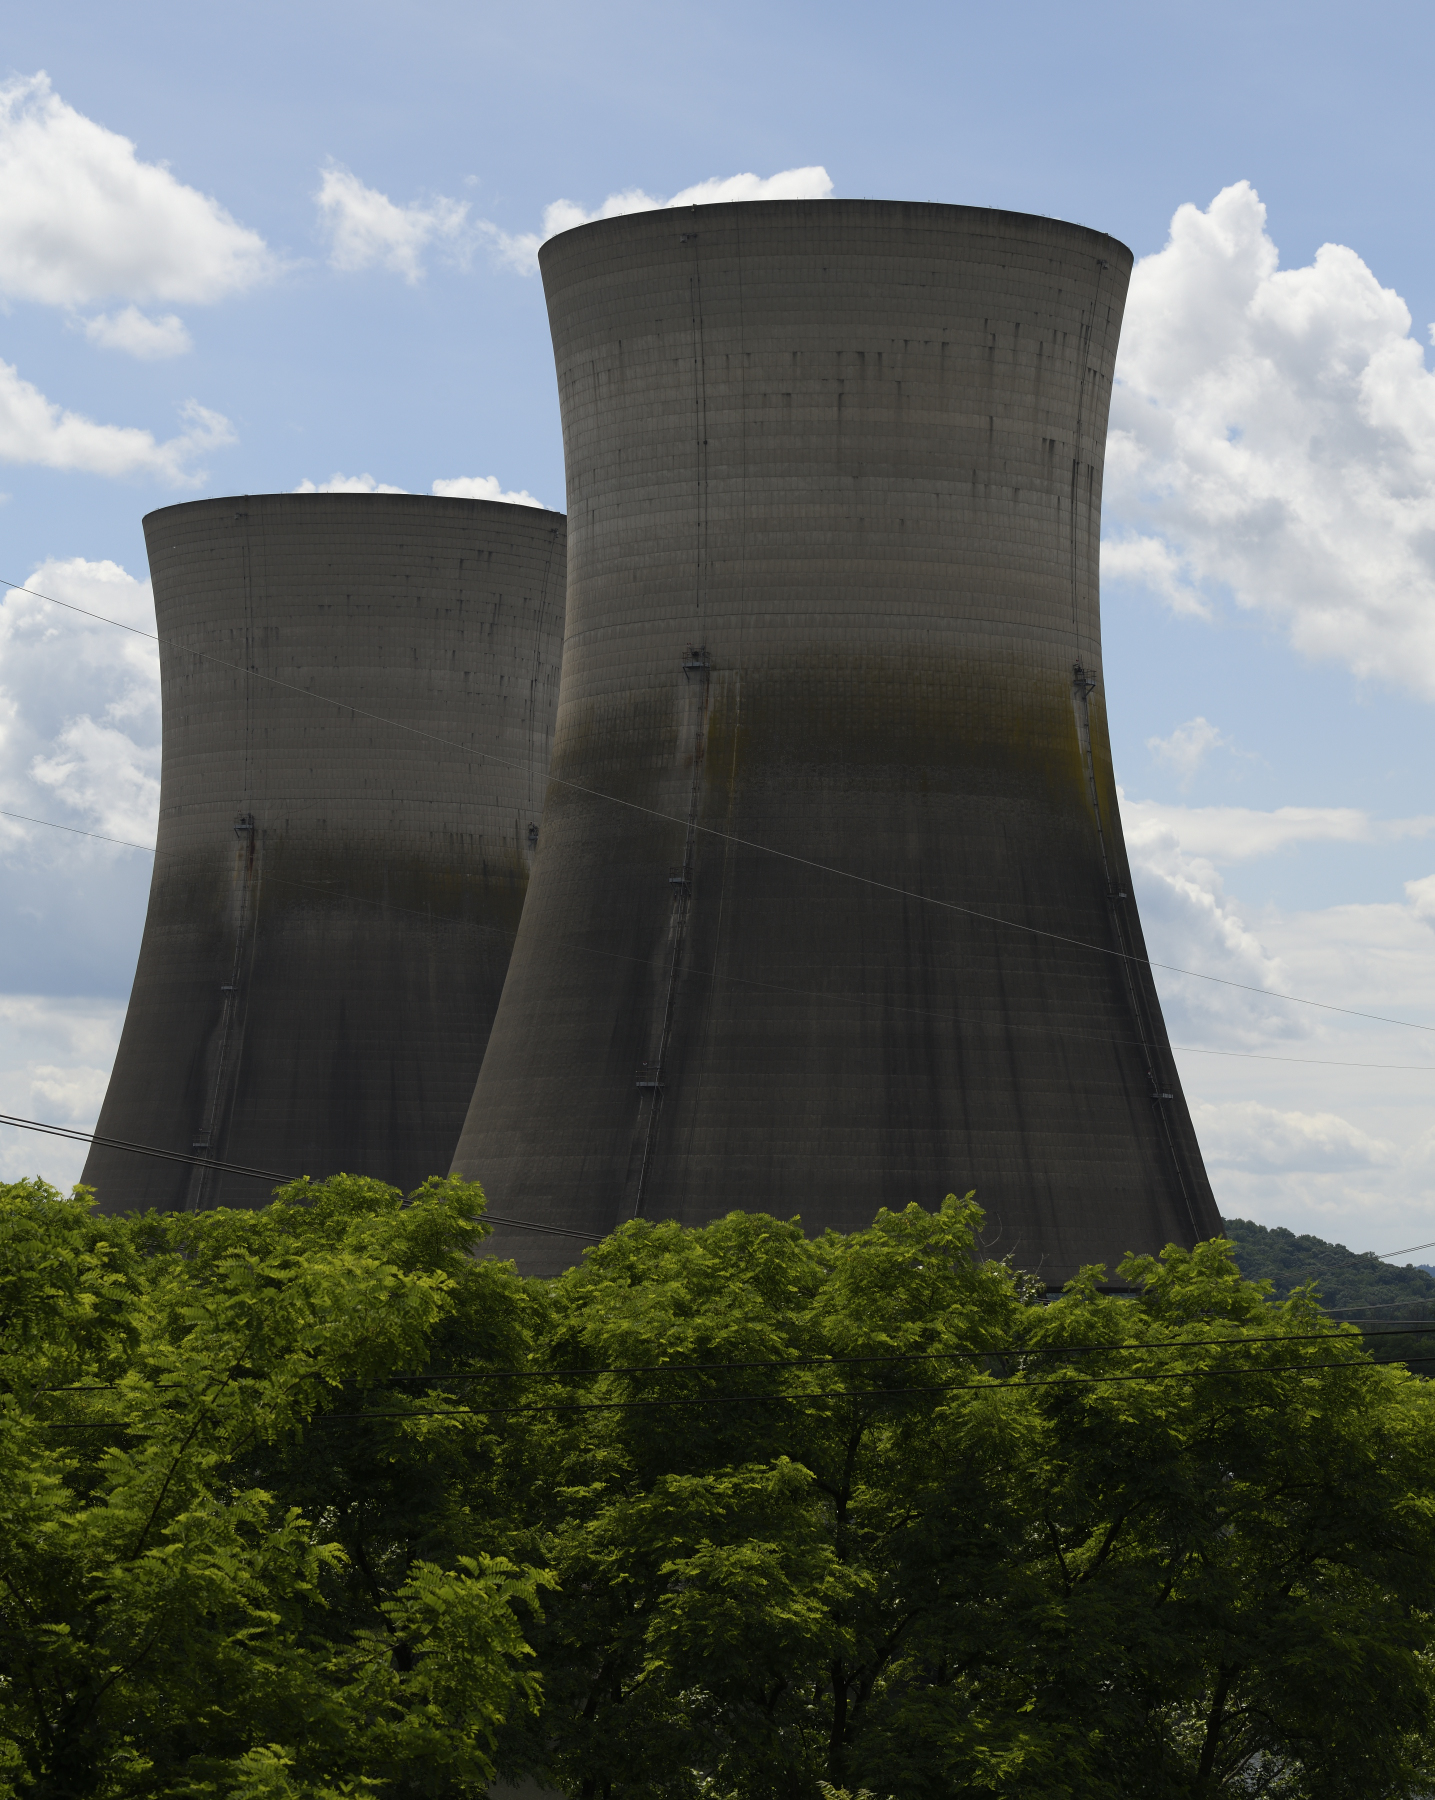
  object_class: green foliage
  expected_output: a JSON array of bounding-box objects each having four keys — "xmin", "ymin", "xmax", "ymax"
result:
[
  {"xmin": 1225, "ymin": 1214, "xmax": 1435, "ymax": 1365},
  {"xmin": 5, "ymin": 1177, "xmax": 1435, "ymax": 1799},
  {"xmin": 497, "ymin": 1209, "xmax": 1435, "ymax": 1800},
  {"xmin": 0, "ymin": 1173, "xmax": 547, "ymax": 1799}
]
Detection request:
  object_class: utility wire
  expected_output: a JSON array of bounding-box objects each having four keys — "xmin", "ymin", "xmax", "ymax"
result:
[
  {"xmin": 309, "ymin": 1352, "xmax": 1435, "ymax": 1419},
  {"xmin": 0, "ymin": 1111, "xmax": 604, "ymax": 1241},
  {"xmin": 0, "ymin": 809, "xmax": 157, "ymax": 854},
  {"xmin": 0, "ymin": 1112, "xmax": 294, "ymax": 1184},
  {"xmin": 39, "ymin": 1324, "xmax": 1434, "ymax": 1399},
  {"xmin": 7, "ymin": 573, "xmax": 1435, "ymax": 1041},
  {"xmin": 38, "ymin": 1353, "xmax": 1434, "ymax": 1432},
  {"xmin": 0, "ymin": 578, "xmax": 157, "ymax": 640},
  {"xmin": 1169, "ymin": 1045, "xmax": 1435, "ymax": 1073},
  {"xmin": 311, "ymin": 1322, "xmax": 1435, "ymax": 1385},
  {"xmin": 1322, "ymin": 1296, "xmax": 1435, "ymax": 1315},
  {"xmin": 10, "ymin": 803, "xmax": 1435, "ymax": 1081},
  {"xmin": 7, "ymin": 1091, "xmax": 1419, "ymax": 1273},
  {"xmin": 8, "ymin": 800, "xmax": 1435, "ymax": 1076},
  {"xmin": 12, "ymin": 575, "xmax": 1435, "ymax": 1258},
  {"xmin": 1377, "ymin": 1238, "xmax": 1435, "ymax": 1262},
  {"xmin": 0, "ymin": 807, "xmax": 521, "ymax": 945}
]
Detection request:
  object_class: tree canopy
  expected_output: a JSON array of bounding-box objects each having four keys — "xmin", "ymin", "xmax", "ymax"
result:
[
  {"xmin": 0, "ymin": 1174, "xmax": 547, "ymax": 1799},
  {"xmin": 1225, "ymin": 1214, "xmax": 1435, "ymax": 1367},
  {"xmin": 3, "ymin": 1175, "xmax": 1434, "ymax": 1799}
]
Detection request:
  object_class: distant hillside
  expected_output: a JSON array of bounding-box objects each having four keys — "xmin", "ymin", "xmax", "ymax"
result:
[{"xmin": 1224, "ymin": 1217, "xmax": 1435, "ymax": 1367}]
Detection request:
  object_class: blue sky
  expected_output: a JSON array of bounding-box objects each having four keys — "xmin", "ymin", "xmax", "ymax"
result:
[{"xmin": 3, "ymin": 0, "xmax": 1435, "ymax": 1259}]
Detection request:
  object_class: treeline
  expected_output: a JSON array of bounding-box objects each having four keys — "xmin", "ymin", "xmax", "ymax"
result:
[
  {"xmin": 1226, "ymin": 1214, "xmax": 1435, "ymax": 1367},
  {"xmin": 4, "ymin": 1177, "xmax": 1435, "ymax": 1799}
]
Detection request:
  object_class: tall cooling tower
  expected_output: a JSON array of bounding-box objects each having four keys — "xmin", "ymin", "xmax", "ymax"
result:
[
  {"xmin": 85, "ymin": 492, "xmax": 565, "ymax": 1212},
  {"xmin": 452, "ymin": 200, "xmax": 1221, "ymax": 1282}
]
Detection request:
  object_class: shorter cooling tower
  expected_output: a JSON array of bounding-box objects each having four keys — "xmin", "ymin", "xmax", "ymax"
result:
[{"xmin": 84, "ymin": 492, "xmax": 565, "ymax": 1212}]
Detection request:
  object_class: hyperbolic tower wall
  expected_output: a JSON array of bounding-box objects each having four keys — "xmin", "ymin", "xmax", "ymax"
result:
[
  {"xmin": 451, "ymin": 199, "xmax": 1220, "ymax": 1282},
  {"xmin": 85, "ymin": 492, "xmax": 565, "ymax": 1212}
]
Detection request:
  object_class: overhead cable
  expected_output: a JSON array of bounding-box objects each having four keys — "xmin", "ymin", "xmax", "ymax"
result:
[
  {"xmin": 37, "ymin": 1350, "xmax": 1427, "ymax": 1433},
  {"xmin": 1376, "ymin": 1237, "xmax": 1435, "ymax": 1262},
  {"xmin": 6, "ymin": 573, "xmax": 1435, "ymax": 1040},
  {"xmin": 324, "ymin": 1322, "xmax": 1435, "ymax": 1383},
  {"xmin": 308, "ymin": 1351, "xmax": 1435, "ymax": 1417},
  {"xmin": 11, "ymin": 802, "xmax": 1435, "ymax": 1082},
  {"xmin": 38, "ymin": 1326, "xmax": 1435, "ymax": 1399},
  {"xmin": 0, "ymin": 1110, "xmax": 604, "ymax": 1241}
]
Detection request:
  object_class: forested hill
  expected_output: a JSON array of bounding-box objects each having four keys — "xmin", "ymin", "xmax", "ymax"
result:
[{"xmin": 1225, "ymin": 1217, "xmax": 1435, "ymax": 1365}]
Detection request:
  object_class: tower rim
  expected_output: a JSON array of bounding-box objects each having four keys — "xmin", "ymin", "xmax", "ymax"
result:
[{"xmin": 538, "ymin": 195, "xmax": 1134, "ymax": 273}]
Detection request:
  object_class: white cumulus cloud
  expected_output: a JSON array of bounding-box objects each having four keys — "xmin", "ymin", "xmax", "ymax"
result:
[
  {"xmin": 431, "ymin": 475, "xmax": 545, "ymax": 506},
  {"xmin": 1406, "ymin": 873, "xmax": 1435, "ymax": 927},
  {"xmin": 0, "ymin": 359, "xmax": 233, "ymax": 481},
  {"xmin": 1146, "ymin": 716, "xmax": 1226, "ymax": 785},
  {"xmin": 1117, "ymin": 793, "xmax": 1435, "ymax": 1243},
  {"xmin": 321, "ymin": 163, "xmax": 834, "ymax": 281},
  {"xmin": 1194, "ymin": 1101, "xmax": 1399, "ymax": 1173},
  {"xmin": 316, "ymin": 163, "xmax": 470, "ymax": 284},
  {"xmin": 510, "ymin": 165, "xmax": 835, "ymax": 275},
  {"xmin": 291, "ymin": 472, "xmax": 548, "ymax": 505},
  {"xmin": 30, "ymin": 717, "xmax": 160, "ymax": 845},
  {"xmin": 1121, "ymin": 794, "xmax": 1435, "ymax": 1051},
  {"xmin": 1121, "ymin": 797, "xmax": 1435, "ymax": 865},
  {"xmin": 0, "ymin": 72, "xmax": 274, "ymax": 308},
  {"xmin": 1120, "ymin": 796, "xmax": 1291, "ymax": 1048},
  {"xmin": 0, "ymin": 557, "xmax": 159, "ymax": 847},
  {"xmin": 1101, "ymin": 534, "xmax": 1211, "ymax": 620},
  {"xmin": 0, "ymin": 995, "xmax": 127, "ymax": 1185},
  {"xmin": 293, "ymin": 472, "xmax": 408, "ymax": 495},
  {"xmin": 81, "ymin": 306, "xmax": 192, "ymax": 359},
  {"xmin": 1106, "ymin": 180, "xmax": 1435, "ymax": 699},
  {"xmin": 537, "ymin": 164, "xmax": 835, "ymax": 242}
]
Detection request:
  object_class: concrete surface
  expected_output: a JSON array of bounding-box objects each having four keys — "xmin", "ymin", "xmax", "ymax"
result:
[
  {"xmin": 85, "ymin": 492, "xmax": 565, "ymax": 1211},
  {"xmin": 452, "ymin": 199, "xmax": 1220, "ymax": 1284}
]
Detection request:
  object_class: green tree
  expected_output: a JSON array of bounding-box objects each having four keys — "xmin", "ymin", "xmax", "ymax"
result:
[
  {"xmin": 1225, "ymin": 1214, "xmax": 1435, "ymax": 1365},
  {"xmin": 495, "ymin": 1200, "xmax": 1435, "ymax": 1799},
  {"xmin": 6, "ymin": 1176, "xmax": 1435, "ymax": 1799},
  {"xmin": 0, "ymin": 1173, "xmax": 548, "ymax": 1800}
]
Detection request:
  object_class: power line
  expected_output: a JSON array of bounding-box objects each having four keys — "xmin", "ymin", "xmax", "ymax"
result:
[
  {"xmin": 0, "ymin": 1111, "xmax": 294, "ymax": 1184},
  {"xmin": 8, "ymin": 589, "xmax": 1432, "ymax": 1278},
  {"xmin": 0, "ymin": 1111, "xmax": 604, "ymax": 1242},
  {"xmin": 0, "ymin": 808, "xmax": 157, "ymax": 854},
  {"xmin": 38, "ymin": 1352, "xmax": 1430, "ymax": 1433},
  {"xmin": 8, "ymin": 1084, "xmax": 1421, "ymax": 1281},
  {"xmin": 0, "ymin": 577, "xmax": 157, "ymax": 640},
  {"xmin": 310, "ymin": 1352, "xmax": 1435, "ymax": 1418},
  {"xmin": 40, "ymin": 1325, "xmax": 1433, "ymax": 1400},
  {"xmin": 0, "ymin": 806, "xmax": 522, "ymax": 945},
  {"xmin": 1322, "ymin": 1296, "xmax": 1435, "ymax": 1315},
  {"xmin": 11, "ymin": 799, "xmax": 1435, "ymax": 1081},
  {"xmin": 7, "ymin": 573, "xmax": 1435, "ymax": 1041},
  {"xmin": 1377, "ymin": 1238, "xmax": 1435, "ymax": 1262},
  {"xmin": 1170, "ymin": 1044, "xmax": 1435, "ymax": 1073},
  {"xmin": 318, "ymin": 1322, "xmax": 1435, "ymax": 1385}
]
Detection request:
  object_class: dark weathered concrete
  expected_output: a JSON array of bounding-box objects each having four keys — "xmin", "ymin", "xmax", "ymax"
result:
[
  {"xmin": 451, "ymin": 199, "xmax": 1220, "ymax": 1283},
  {"xmin": 85, "ymin": 493, "xmax": 565, "ymax": 1211}
]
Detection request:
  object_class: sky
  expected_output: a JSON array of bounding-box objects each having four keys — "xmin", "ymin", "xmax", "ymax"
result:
[{"xmin": 2, "ymin": 0, "xmax": 1435, "ymax": 1264}]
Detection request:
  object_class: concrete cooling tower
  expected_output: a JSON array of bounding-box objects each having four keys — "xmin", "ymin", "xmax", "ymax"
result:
[
  {"xmin": 84, "ymin": 492, "xmax": 565, "ymax": 1212},
  {"xmin": 451, "ymin": 199, "xmax": 1221, "ymax": 1283}
]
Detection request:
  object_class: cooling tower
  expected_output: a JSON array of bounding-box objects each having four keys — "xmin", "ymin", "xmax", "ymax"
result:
[
  {"xmin": 451, "ymin": 199, "xmax": 1221, "ymax": 1282},
  {"xmin": 84, "ymin": 492, "xmax": 565, "ymax": 1212}
]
